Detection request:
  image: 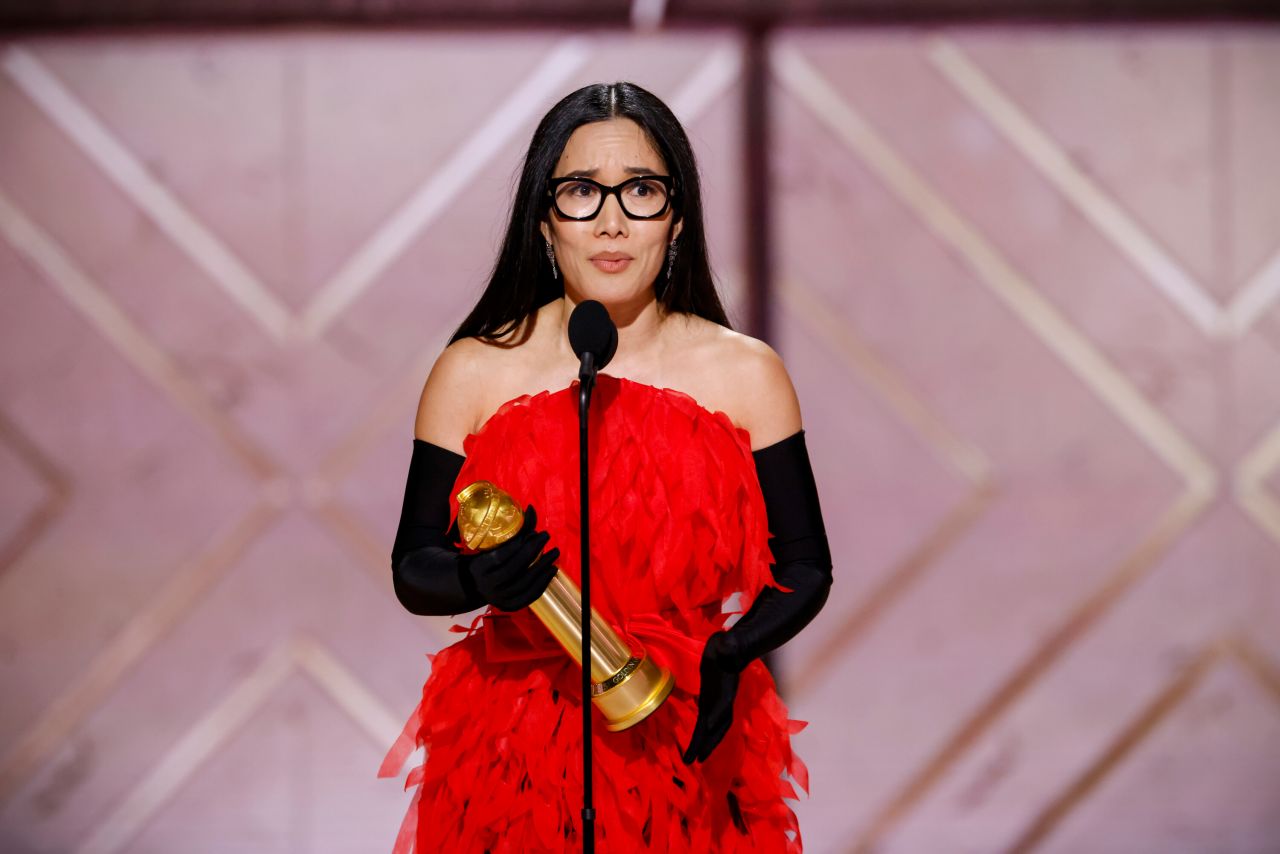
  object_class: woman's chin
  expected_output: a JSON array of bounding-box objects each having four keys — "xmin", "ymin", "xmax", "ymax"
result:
[{"xmin": 566, "ymin": 278, "xmax": 656, "ymax": 310}]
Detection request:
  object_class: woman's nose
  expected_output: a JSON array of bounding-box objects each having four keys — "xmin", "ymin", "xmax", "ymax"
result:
[{"xmin": 594, "ymin": 192, "xmax": 628, "ymax": 237}]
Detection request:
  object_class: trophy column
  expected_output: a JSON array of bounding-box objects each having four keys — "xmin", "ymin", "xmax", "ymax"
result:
[{"xmin": 455, "ymin": 480, "xmax": 675, "ymax": 731}]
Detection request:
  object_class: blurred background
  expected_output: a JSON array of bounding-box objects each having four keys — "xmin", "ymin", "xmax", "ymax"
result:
[{"xmin": 1, "ymin": 1, "xmax": 1279, "ymax": 852}]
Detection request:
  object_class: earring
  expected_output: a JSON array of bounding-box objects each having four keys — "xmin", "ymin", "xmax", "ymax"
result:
[
  {"xmin": 545, "ymin": 240, "xmax": 559, "ymax": 280},
  {"xmin": 665, "ymin": 239, "xmax": 678, "ymax": 281}
]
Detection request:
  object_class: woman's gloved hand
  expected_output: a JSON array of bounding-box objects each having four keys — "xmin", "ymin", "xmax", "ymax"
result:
[
  {"xmin": 463, "ymin": 505, "xmax": 560, "ymax": 612},
  {"xmin": 681, "ymin": 561, "xmax": 830, "ymax": 765},
  {"xmin": 392, "ymin": 439, "xmax": 561, "ymax": 616},
  {"xmin": 681, "ymin": 430, "xmax": 833, "ymax": 765},
  {"xmin": 681, "ymin": 630, "xmax": 743, "ymax": 765}
]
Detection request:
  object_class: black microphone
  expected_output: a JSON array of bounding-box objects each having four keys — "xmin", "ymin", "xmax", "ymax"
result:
[
  {"xmin": 568, "ymin": 300, "xmax": 618, "ymax": 384},
  {"xmin": 566, "ymin": 298, "xmax": 617, "ymax": 853}
]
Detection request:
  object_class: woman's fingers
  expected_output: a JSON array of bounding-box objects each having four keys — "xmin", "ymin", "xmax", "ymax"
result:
[
  {"xmin": 683, "ymin": 668, "xmax": 740, "ymax": 763},
  {"xmin": 681, "ymin": 726, "xmax": 703, "ymax": 765},
  {"xmin": 491, "ymin": 547, "xmax": 561, "ymax": 610},
  {"xmin": 483, "ymin": 531, "xmax": 548, "ymax": 576}
]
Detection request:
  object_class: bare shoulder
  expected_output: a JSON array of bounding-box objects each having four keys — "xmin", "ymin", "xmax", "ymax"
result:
[
  {"xmin": 415, "ymin": 311, "xmax": 553, "ymax": 452},
  {"xmin": 681, "ymin": 318, "xmax": 803, "ymax": 451},
  {"xmin": 413, "ymin": 337, "xmax": 493, "ymax": 454}
]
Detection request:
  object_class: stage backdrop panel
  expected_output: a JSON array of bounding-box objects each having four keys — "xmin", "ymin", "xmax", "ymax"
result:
[
  {"xmin": 0, "ymin": 29, "xmax": 748, "ymax": 854},
  {"xmin": 772, "ymin": 25, "xmax": 1280, "ymax": 854},
  {"xmin": 0, "ymin": 23, "xmax": 1278, "ymax": 854}
]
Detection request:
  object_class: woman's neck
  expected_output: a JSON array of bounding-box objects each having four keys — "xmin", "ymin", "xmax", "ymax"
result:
[{"xmin": 554, "ymin": 292, "xmax": 667, "ymax": 373}]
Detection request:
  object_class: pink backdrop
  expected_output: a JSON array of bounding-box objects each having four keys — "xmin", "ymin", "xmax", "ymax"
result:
[{"xmin": 1, "ymin": 25, "xmax": 1278, "ymax": 853}]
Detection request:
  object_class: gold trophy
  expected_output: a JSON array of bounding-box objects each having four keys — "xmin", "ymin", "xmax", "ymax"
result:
[{"xmin": 455, "ymin": 480, "xmax": 674, "ymax": 732}]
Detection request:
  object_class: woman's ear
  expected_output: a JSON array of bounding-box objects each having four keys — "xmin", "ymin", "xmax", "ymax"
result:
[
  {"xmin": 672, "ymin": 217, "xmax": 684, "ymax": 243},
  {"xmin": 540, "ymin": 219, "xmax": 552, "ymax": 245}
]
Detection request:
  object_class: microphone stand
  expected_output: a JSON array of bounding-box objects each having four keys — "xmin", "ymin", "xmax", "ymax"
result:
[{"xmin": 577, "ymin": 351, "xmax": 597, "ymax": 854}]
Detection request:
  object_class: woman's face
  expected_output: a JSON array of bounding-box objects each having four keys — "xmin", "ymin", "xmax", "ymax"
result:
[{"xmin": 540, "ymin": 117, "xmax": 682, "ymax": 312}]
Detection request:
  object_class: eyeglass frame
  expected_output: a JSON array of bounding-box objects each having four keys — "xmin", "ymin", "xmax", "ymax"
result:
[{"xmin": 545, "ymin": 174, "xmax": 677, "ymax": 221}]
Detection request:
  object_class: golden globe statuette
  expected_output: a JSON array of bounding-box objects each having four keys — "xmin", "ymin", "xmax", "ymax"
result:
[{"xmin": 455, "ymin": 480, "xmax": 675, "ymax": 732}]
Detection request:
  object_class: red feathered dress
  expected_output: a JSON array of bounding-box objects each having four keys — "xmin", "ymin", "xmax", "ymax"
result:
[{"xmin": 379, "ymin": 374, "xmax": 809, "ymax": 852}]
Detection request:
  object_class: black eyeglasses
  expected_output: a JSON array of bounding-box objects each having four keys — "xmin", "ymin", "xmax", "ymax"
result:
[{"xmin": 547, "ymin": 175, "xmax": 676, "ymax": 221}]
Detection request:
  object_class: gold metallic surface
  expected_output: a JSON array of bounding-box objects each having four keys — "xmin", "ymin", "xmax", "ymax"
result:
[
  {"xmin": 456, "ymin": 481, "xmax": 526, "ymax": 551},
  {"xmin": 594, "ymin": 656, "xmax": 643, "ymax": 695},
  {"xmin": 594, "ymin": 656, "xmax": 676, "ymax": 733},
  {"xmin": 528, "ymin": 573, "xmax": 632, "ymax": 684},
  {"xmin": 456, "ymin": 480, "xmax": 674, "ymax": 730}
]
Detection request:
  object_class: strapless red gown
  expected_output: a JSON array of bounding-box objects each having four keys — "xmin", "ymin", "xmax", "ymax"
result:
[{"xmin": 379, "ymin": 375, "xmax": 809, "ymax": 852}]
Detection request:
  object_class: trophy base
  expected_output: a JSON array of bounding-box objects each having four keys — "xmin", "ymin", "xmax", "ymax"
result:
[{"xmin": 593, "ymin": 656, "xmax": 675, "ymax": 732}]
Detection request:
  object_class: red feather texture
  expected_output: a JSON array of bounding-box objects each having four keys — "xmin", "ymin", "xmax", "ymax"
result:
[{"xmin": 380, "ymin": 375, "xmax": 808, "ymax": 852}]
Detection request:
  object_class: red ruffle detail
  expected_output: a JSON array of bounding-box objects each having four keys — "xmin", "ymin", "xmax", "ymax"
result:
[{"xmin": 380, "ymin": 376, "xmax": 808, "ymax": 852}]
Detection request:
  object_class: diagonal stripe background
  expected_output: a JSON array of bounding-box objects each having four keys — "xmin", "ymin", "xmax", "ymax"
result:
[{"xmin": 0, "ymin": 24, "xmax": 1277, "ymax": 854}]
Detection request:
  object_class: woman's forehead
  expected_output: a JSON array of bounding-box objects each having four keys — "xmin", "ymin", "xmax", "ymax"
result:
[{"xmin": 555, "ymin": 118, "xmax": 666, "ymax": 174}]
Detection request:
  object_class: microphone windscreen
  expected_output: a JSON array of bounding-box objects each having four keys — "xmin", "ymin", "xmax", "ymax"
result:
[{"xmin": 568, "ymin": 300, "xmax": 618, "ymax": 370}]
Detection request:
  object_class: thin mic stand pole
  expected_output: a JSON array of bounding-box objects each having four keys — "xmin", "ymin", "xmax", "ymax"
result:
[{"xmin": 578, "ymin": 351, "xmax": 596, "ymax": 854}]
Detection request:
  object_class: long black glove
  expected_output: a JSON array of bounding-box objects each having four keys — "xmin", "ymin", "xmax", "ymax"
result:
[
  {"xmin": 682, "ymin": 430, "xmax": 832, "ymax": 765},
  {"xmin": 391, "ymin": 438, "xmax": 559, "ymax": 615}
]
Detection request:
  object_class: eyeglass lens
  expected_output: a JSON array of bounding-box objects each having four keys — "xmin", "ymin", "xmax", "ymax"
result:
[{"xmin": 553, "ymin": 178, "xmax": 670, "ymax": 219}]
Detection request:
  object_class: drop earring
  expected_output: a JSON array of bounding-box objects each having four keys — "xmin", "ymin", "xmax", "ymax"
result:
[
  {"xmin": 665, "ymin": 239, "xmax": 678, "ymax": 281},
  {"xmin": 545, "ymin": 240, "xmax": 559, "ymax": 280}
]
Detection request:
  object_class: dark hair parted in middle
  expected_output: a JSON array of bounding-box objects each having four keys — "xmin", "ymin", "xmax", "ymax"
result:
[{"xmin": 449, "ymin": 81, "xmax": 730, "ymax": 345}]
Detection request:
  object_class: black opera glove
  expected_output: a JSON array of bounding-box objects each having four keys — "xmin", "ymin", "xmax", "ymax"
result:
[
  {"xmin": 682, "ymin": 430, "xmax": 833, "ymax": 765},
  {"xmin": 464, "ymin": 505, "xmax": 561, "ymax": 612},
  {"xmin": 391, "ymin": 438, "xmax": 559, "ymax": 615}
]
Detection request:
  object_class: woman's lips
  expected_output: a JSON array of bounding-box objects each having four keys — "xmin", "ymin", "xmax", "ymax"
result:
[{"xmin": 591, "ymin": 258, "xmax": 631, "ymax": 273}]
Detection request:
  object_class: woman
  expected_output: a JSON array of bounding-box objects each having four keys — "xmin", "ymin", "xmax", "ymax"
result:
[{"xmin": 380, "ymin": 81, "xmax": 832, "ymax": 852}]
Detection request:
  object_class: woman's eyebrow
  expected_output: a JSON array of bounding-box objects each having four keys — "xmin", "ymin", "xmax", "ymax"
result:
[{"xmin": 559, "ymin": 165, "xmax": 663, "ymax": 178}]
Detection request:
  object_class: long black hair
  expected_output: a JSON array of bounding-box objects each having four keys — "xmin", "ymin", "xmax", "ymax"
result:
[{"xmin": 448, "ymin": 81, "xmax": 730, "ymax": 344}]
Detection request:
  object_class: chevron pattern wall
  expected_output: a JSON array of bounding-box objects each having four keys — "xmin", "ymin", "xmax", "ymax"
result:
[{"xmin": 1, "ymin": 26, "xmax": 1277, "ymax": 854}]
